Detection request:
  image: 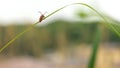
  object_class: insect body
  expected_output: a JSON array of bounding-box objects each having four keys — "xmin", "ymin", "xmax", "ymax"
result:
[{"xmin": 39, "ymin": 11, "xmax": 46, "ymax": 22}]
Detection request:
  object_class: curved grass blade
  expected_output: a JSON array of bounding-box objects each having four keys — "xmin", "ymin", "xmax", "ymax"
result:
[{"xmin": 0, "ymin": 4, "xmax": 120, "ymax": 68}]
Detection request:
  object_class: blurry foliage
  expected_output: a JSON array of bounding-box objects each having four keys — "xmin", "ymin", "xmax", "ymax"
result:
[
  {"xmin": 75, "ymin": 8, "xmax": 97, "ymax": 19},
  {"xmin": 76, "ymin": 10, "xmax": 89, "ymax": 18},
  {"xmin": 0, "ymin": 19, "xmax": 120, "ymax": 57}
]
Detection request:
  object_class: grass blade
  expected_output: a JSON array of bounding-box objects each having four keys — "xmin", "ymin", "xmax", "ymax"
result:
[
  {"xmin": 88, "ymin": 27, "xmax": 101, "ymax": 68},
  {"xmin": 0, "ymin": 2, "xmax": 120, "ymax": 68}
]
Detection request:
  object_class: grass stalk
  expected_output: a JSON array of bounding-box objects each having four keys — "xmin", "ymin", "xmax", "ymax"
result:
[
  {"xmin": 88, "ymin": 27, "xmax": 101, "ymax": 68},
  {"xmin": 0, "ymin": 3, "xmax": 120, "ymax": 68}
]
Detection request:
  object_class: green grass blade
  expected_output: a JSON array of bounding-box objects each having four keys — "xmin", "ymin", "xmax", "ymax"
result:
[
  {"xmin": 88, "ymin": 27, "xmax": 101, "ymax": 68},
  {"xmin": 0, "ymin": 2, "xmax": 119, "ymax": 68},
  {"xmin": 0, "ymin": 24, "xmax": 36, "ymax": 53},
  {"xmin": 38, "ymin": 3, "xmax": 120, "ymax": 37}
]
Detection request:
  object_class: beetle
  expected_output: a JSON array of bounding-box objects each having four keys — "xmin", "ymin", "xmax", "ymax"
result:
[{"xmin": 38, "ymin": 11, "xmax": 46, "ymax": 22}]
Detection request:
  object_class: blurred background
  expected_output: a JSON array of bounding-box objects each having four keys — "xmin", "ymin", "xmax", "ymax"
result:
[{"xmin": 0, "ymin": 0, "xmax": 120, "ymax": 68}]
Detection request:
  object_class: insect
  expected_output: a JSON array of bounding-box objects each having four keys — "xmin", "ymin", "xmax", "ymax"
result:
[{"xmin": 38, "ymin": 11, "xmax": 46, "ymax": 22}]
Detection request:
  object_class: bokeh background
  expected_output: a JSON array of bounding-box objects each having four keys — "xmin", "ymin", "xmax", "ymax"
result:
[{"xmin": 0, "ymin": 0, "xmax": 120, "ymax": 68}]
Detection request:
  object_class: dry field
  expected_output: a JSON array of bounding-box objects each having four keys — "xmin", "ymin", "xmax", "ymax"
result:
[{"xmin": 0, "ymin": 44, "xmax": 120, "ymax": 68}]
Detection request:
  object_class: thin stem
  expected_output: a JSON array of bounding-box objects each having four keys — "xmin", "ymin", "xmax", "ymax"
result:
[
  {"xmin": 0, "ymin": 22, "xmax": 39, "ymax": 53},
  {"xmin": 0, "ymin": 2, "xmax": 119, "ymax": 57},
  {"xmin": 88, "ymin": 27, "xmax": 101, "ymax": 68}
]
